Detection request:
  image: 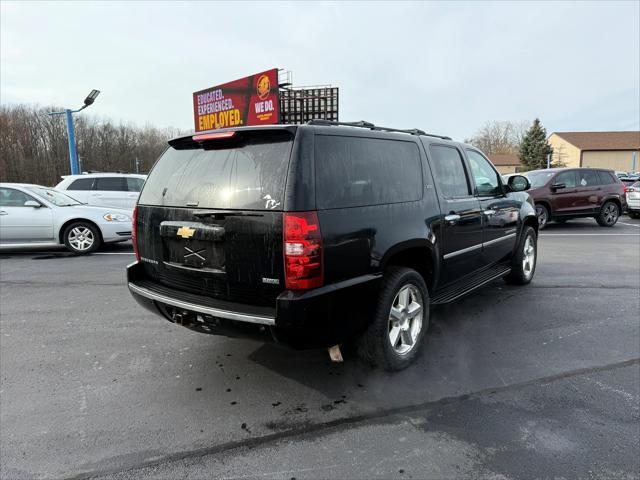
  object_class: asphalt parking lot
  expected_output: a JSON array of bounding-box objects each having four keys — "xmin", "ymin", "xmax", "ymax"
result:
[{"xmin": 1, "ymin": 217, "xmax": 639, "ymax": 479}]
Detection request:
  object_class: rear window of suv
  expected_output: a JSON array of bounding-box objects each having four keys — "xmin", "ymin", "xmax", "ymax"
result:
[
  {"xmin": 139, "ymin": 132, "xmax": 293, "ymax": 210},
  {"xmin": 315, "ymin": 135, "xmax": 422, "ymax": 209}
]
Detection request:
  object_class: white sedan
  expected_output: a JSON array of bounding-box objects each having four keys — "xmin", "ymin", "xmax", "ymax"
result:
[{"xmin": 0, "ymin": 183, "xmax": 133, "ymax": 254}]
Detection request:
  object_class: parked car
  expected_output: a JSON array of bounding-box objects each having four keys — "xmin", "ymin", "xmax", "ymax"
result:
[
  {"xmin": 0, "ymin": 183, "xmax": 132, "ymax": 254},
  {"xmin": 55, "ymin": 173, "xmax": 146, "ymax": 210},
  {"xmin": 523, "ymin": 168, "xmax": 627, "ymax": 229},
  {"xmin": 127, "ymin": 121, "xmax": 538, "ymax": 371},
  {"xmin": 621, "ymin": 176, "xmax": 640, "ymax": 188},
  {"xmin": 626, "ymin": 181, "xmax": 640, "ymax": 219}
]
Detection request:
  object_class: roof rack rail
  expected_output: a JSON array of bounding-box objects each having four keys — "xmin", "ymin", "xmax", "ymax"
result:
[{"xmin": 307, "ymin": 119, "xmax": 452, "ymax": 140}]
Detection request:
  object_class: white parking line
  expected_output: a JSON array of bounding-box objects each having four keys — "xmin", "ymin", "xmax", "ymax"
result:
[
  {"xmin": 618, "ymin": 222, "xmax": 640, "ymax": 228},
  {"xmin": 93, "ymin": 252, "xmax": 135, "ymax": 255}
]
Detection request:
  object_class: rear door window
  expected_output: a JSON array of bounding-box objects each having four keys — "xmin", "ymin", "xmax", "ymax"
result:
[
  {"xmin": 68, "ymin": 178, "xmax": 94, "ymax": 190},
  {"xmin": 315, "ymin": 135, "xmax": 423, "ymax": 209},
  {"xmin": 95, "ymin": 177, "xmax": 127, "ymax": 191},
  {"xmin": 577, "ymin": 170, "xmax": 600, "ymax": 187},
  {"xmin": 139, "ymin": 132, "xmax": 293, "ymax": 210},
  {"xmin": 429, "ymin": 145, "xmax": 471, "ymax": 198}
]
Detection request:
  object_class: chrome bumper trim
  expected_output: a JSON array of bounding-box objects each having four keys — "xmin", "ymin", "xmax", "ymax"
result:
[{"xmin": 128, "ymin": 282, "xmax": 276, "ymax": 326}]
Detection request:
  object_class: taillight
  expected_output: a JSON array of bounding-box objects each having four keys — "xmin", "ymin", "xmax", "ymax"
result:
[
  {"xmin": 284, "ymin": 211, "xmax": 323, "ymax": 290},
  {"xmin": 132, "ymin": 206, "xmax": 140, "ymax": 262}
]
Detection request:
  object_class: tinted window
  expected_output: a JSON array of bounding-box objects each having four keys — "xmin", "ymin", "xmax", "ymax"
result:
[
  {"xmin": 429, "ymin": 145, "xmax": 470, "ymax": 198},
  {"xmin": 127, "ymin": 177, "xmax": 145, "ymax": 192},
  {"xmin": 597, "ymin": 171, "xmax": 616, "ymax": 185},
  {"xmin": 0, "ymin": 188, "xmax": 35, "ymax": 207},
  {"xmin": 95, "ymin": 177, "xmax": 127, "ymax": 191},
  {"xmin": 139, "ymin": 132, "xmax": 293, "ymax": 210},
  {"xmin": 68, "ymin": 178, "xmax": 94, "ymax": 191},
  {"xmin": 466, "ymin": 150, "xmax": 501, "ymax": 196},
  {"xmin": 555, "ymin": 171, "xmax": 577, "ymax": 188},
  {"xmin": 577, "ymin": 170, "xmax": 599, "ymax": 187},
  {"xmin": 315, "ymin": 136, "xmax": 422, "ymax": 209}
]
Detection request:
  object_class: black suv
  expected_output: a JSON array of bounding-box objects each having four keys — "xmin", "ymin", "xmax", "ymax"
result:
[{"xmin": 128, "ymin": 121, "xmax": 538, "ymax": 370}]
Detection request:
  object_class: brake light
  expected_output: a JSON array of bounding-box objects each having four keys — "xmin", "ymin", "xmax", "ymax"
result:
[
  {"xmin": 132, "ymin": 206, "xmax": 140, "ymax": 262},
  {"xmin": 192, "ymin": 131, "xmax": 236, "ymax": 142},
  {"xmin": 284, "ymin": 211, "xmax": 323, "ymax": 290}
]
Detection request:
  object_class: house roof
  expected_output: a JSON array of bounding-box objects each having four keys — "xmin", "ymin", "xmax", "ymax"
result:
[
  {"xmin": 488, "ymin": 153, "xmax": 521, "ymax": 166},
  {"xmin": 551, "ymin": 131, "xmax": 640, "ymax": 151}
]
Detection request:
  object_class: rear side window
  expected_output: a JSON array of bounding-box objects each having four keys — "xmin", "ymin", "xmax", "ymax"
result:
[
  {"xmin": 596, "ymin": 171, "xmax": 617, "ymax": 185},
  {"xmin": 577, "ymin": 170, "xmax": 600, "ymax": 187},
  {"xmin": 139, "ymin": 132, "xmax": 293, "ymax": 210},
  {"xmin": 95, "ymin": 177, "xmax": 127, "ymax": 191},
  {"xmin": 429, "ymin": 145, "xmax": 470, "ymax": 198},
  {"xmin": 68, "ymin": 178, "xmax": 94, "ymax": 191},
  {"xmin": 315, "ymin": 135, "xmax": 422, "ymax": 209},
  {"xmin": 126, "ymin": 177, "xmax": 145, "ymax": 192}
]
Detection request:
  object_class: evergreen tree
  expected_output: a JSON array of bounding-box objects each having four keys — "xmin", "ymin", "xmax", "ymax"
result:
[{"xmin": 519, "ymin": 118, "xmax": 554, "ymax": 170}]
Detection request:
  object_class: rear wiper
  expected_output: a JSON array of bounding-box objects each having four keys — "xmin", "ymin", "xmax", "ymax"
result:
[{"xmin": 192, "ymin": 210, "xmax": 263, "ymax": 218}]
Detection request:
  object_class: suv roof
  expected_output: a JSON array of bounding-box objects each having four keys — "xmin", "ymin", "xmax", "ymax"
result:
[
  {"xmin": 61, "ymin": 173, "xmax": 147, "ymax": 179},
  {"xmin": 171, "ymin": 122, "xmax": 455, "ymax": 147}
]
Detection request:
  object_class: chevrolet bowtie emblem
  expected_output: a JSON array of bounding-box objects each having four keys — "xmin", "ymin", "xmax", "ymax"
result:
[{"xmin": 176, "ymin": 226, "xmax": 195, "ymax": 239}]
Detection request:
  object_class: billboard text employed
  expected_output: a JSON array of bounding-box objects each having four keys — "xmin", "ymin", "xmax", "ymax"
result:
[{"xmin": 193, "ymin": 68, "xmax": 280, "ymax": 132}]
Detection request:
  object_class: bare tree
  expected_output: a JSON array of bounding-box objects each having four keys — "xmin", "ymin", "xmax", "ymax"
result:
[
  {"xmin": 465, "ymin": 120, "xmax": 530, "ymax": 155},
  {"xmin": 0, "ymin": 104, "xmax": 185, "ymax": 186}
]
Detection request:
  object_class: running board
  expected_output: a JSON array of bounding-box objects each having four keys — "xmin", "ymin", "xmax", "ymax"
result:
[{"xmin": 431, "ymin": 265, "xmax": 511, "ymax": 305}]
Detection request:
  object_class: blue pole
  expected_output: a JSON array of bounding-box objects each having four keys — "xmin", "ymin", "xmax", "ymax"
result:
[
  {"xmin": 633, "ymin": 151, "xmax": 637, "ymax": 173},
  {"xmin": 65, "ymin": 109, "xmax": 80, "ymax": 175}
]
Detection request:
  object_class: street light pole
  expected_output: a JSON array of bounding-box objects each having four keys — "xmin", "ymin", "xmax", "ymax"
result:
[{"xmin": 49, "ymin": 89, "xmax": 100, "ymax": 176}]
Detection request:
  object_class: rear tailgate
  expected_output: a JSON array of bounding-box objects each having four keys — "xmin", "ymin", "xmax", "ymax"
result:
[{"xmin": 135, "ymin": 129, "xmax": 294, "ymax": 307}]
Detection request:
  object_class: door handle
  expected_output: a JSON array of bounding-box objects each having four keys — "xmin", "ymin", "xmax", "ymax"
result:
[
  {"xmin": 444, "ymin": 214, "xmax": 460, "ymax": 225},
  {"xmin": 0, "ymin": 211, "xmax": 7, "ymax": 215},
  {"xmin": 484, "ymin": 209, "xmax": 496, "ymax": 216}
]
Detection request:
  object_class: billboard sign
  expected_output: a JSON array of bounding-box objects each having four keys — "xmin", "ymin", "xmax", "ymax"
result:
[{"xmin": 192, "ymin": 68, "xmax": 280, "ymax": 132}]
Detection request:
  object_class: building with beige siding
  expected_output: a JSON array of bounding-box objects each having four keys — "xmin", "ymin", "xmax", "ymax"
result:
[
  {"xmin": 488, "ymin": 154, "xmax": 522, "ymax": 174},
  {"xmin": 547, "ymin": 131, "xmax": 640, "ymax": 172}
]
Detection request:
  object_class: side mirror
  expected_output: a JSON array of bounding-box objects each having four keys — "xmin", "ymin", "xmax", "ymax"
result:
[
  {"xmin": 24, "ymin": 200, "xmax": 41, "ymax": 208},
  {"xmin": 507, "ymin": 175, "xmax": 530, "ymax": 192},
  {"xmin": 551, "ymin": 182, "xmax": 566, "ymax": 191}
]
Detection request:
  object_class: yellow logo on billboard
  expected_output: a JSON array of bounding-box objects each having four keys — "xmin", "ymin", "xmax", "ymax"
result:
[
  {"xmin": 257, "ymin": 74, "xmax": 271, "ymax": 100},
  {"xmin": 176, "ymin": 226, "xmax": 195, "ymax": 239}
]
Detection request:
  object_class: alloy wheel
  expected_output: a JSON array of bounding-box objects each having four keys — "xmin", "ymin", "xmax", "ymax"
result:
[
  {"xmin": 68, "ymin": 227, "xmax": 95, "ymax": 252},
  {"xmin": 388, "ymin": 284, "xmax": 423, "ymax": 355},
  {"xmin": 602, "ymin": 203, "xmax": 619, "ymax": 225},
  {"xmin": 536, "ymin": 206, "xmax": 547, "ymax": 228},
  {"xmin": 522, "ymin": 234, "xmax": 536, "ymax": 280}
]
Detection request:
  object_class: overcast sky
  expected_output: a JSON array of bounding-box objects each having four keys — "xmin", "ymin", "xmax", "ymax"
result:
[{"xmin": 1, "ymin": 1, "xmax": 638, "ymax": 140}]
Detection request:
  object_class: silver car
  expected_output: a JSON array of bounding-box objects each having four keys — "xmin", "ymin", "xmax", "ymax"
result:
[{"xmin": 0, "ymin": 183, "xmax": 132, "ymax": 254}]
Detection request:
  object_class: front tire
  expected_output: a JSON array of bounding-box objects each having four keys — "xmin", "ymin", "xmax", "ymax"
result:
[
  {"xmin": 63, "ymin": 222, "xmax": 101, "ymax": 254},
  {"xmin": 356, "ymin": 267, "xmax": 429, "ymax": 371},
  {"xmin": 535, "ymin": 204, "xmax": 549, "ymax": 230},
  {"xmin": 596, "ymin": 201, "xmax": 620, "ymax": 227},
  {"xmin": 504, "ymin": 226, "xmax": 537, "ymax": 285}
]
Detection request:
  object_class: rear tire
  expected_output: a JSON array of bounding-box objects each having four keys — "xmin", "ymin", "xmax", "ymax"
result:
[
  {"xmin": 504, "ymin": 226, "xmax": 537, "ymax": 285},
  {"xmin": 535, "ymin": 204, "xmax": 549, "ymax": 230},
  {"xmin": 596, "ymin": 201, "xmax": 620, "ymax": 227},
  {"xmin": 63, "ymin": 222, "xmax": 101, "ymax": 254},
  {"xmin": 356, "ymin": 267, "xmax": 429, "ymax": 371}
]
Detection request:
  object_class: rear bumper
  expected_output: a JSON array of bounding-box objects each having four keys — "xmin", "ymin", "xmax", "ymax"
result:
[
  {"xmin": 627, "ymin": 198, "xmax": 640, "ymax": 211},
  {"xmin": 127, "ymin": 261, "xmax": 381, "ymax": 349}
]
